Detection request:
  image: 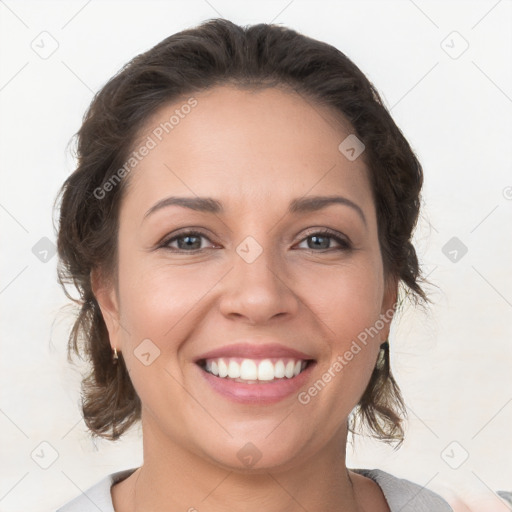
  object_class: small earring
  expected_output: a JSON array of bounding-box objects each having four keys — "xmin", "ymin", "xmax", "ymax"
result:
[
  {"xmin": 113, "ymin": 347, "xmax": 119, "ymax": 364},
  {"xmin": 380, "ymin": 340, "xmax": 389, "ymax": 350},
  {"xmin": 376, "ymin": 339, "xmax": 388, "ymax": 369}
]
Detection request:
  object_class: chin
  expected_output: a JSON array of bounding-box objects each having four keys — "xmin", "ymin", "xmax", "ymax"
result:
[{"xmin": 196, "ymin": 426, "xmax": 312, "ymax": 474}]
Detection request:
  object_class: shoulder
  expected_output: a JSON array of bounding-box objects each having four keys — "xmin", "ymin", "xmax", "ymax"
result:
[
  {"xmin": 352, "ymin": 468, "xmax": 453, "ymax": 512},
  {"xmin": 55, "ymin": 468, "xmax": 138, "ymax": 512}
]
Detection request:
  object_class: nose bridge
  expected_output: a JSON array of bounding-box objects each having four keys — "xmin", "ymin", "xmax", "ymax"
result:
[
  {"xmin": 230, "ymin": 201, "xmax": 280, "ymax": 266},
  {"xmin": 233, "ymin": 230, "xmax": 282, "ymax": 287},
  {"xmin": 218, "ymin": 226, "xmax": 297, "ymax": 323},
  {"xmin": 227, "ymin": 198, "xmax": 294, "ymax": 283}
]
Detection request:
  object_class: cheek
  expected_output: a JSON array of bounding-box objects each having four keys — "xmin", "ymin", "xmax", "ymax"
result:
[
  {"xmin": 303, "ymin": 256, "xmax": 385, "ymax": 343},
  {"xmin": 114, "ymin": 257, "xmax": 215, "ymax": 428},
  {"xmin": 116, "ymin": 253, "xmax": 225, "ymax": 354},
  {"xmin": 295, "ymin": 257, "xmax": 385, "ymax": 408}
]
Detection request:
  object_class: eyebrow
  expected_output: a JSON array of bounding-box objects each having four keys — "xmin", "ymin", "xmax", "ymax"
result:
[{"xmin": 143, "ymin": 195, "xmax": 367, "ymax": 226}]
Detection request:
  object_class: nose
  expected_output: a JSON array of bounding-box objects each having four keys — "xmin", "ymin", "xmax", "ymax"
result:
[{"xmin": 218, "ymin": 239, "xmax": 299, "ymax": 325}]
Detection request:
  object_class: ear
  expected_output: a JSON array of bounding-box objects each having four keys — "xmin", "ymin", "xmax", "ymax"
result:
[
  {"xmin": 91, "ymin": 268, "xmax": 121, "ymax": 351},
  {"xmin": 379, "ymin": 275, "xmax": 398, "ymax": 342}
]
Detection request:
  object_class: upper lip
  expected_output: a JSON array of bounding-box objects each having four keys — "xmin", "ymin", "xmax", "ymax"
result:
[{"xmin": 195, "ymin": 342, "xmax": 315, "ymax": 362}]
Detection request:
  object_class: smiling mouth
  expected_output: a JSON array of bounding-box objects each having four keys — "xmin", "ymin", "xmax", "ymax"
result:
[{"xmin": 198, "ymin": 357, "xmax": 314, "ymax": 384}]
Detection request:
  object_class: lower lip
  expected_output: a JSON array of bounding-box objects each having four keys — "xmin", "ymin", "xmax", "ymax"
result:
[{"xmin": 198, "ymin": 362, "xmax": 316, "ymax": 404}]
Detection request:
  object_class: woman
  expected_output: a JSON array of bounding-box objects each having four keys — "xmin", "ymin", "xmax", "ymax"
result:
[{"xmin": 55, "ymin": 18, "xmax": 453, "ymax": 511}]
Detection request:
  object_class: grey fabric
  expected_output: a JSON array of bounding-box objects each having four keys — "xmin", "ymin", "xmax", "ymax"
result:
[
  {"xmin": 497, "ymin": 490, "xmax": 512, "ymax": 505},
  {"xmin": 56, "ymin": 468, "xmax": 135, "ymax": 512},
  {"xmin": 352, "ymin": 468, "xmax": 453, "ymax": 511},
  {"xmin": 56, "ymin": 467, "xmax": 453, "ymax": 511}
]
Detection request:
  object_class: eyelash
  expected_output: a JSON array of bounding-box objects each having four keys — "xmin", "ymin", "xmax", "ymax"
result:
[{"xmin": 159, "ymin": 228, "xmax": 352, "ymax": 254}]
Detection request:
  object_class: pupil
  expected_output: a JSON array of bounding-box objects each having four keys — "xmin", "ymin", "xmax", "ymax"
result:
[
  {"xmin": 179, "ymin": 235, "xmax": 200, "ymax": 250},
  {"xmin": 310, "ymin": 235, "xmax": 329, "ymax": 249}
]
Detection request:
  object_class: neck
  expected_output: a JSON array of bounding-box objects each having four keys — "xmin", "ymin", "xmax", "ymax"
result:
[{"xmin": 129, "ymin": 411, "xmax": 364, "ymax": 512}]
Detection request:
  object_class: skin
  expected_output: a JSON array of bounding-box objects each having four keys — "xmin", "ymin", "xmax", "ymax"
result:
[{"xmin": 93, "ymin": 85, "xmax": 397, "ymax": 512}]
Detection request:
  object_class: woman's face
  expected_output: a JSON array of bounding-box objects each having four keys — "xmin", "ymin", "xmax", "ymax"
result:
[{"xmin": 97, "ymin": 85, "xmax": 396, "ymax": 471}]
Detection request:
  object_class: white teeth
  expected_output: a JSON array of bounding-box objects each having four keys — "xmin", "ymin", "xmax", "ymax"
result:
[
  {"xmin": 203, "ymin": 357, "xmax": 309, "ymax": 382},
  {"xmin": 257, "ymin": 359, "xmax": 275, "ymax": 381},
  {"xmin": 274, "ymin": 360, "xmax": 285, "ymax": 378},
  {"xmin": 284, "ymin": 360, "xmax": 295, "ymax": 378},
  {"xmin": 218, "ymin": 358, "xmax": 228, "ymax": 378},
  {"xmin": 227, "ymin": 360, "xmax": 241, "ymax": 378},
  {"xmin": 240, "ymin": 359, "xmax": 258, "ymax": 380}
]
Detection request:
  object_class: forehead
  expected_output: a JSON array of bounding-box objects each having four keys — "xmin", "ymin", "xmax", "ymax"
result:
[{"xmin": 123, "ymin": 85, "xmax": 374, "ymax": 218}]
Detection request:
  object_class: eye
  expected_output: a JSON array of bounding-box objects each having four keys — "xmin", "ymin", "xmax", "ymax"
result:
[
  {"xmin": 295, "ymin": 229, "xmax": 351, "ymax": 252},
  {"xmin": 161, "ymin": 230, "xmax": 215, "ymax": 252},
  {"xmin": 159, "ymin": 228, "xmax": 351, "ymax": 253}
]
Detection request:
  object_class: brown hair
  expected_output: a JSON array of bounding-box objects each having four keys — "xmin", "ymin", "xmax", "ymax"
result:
[{"xmin": 55, "ymin": 18, "xmax": 427, "ymax": 444}]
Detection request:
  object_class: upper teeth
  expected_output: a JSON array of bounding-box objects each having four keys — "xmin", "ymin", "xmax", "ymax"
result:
[{"xmin": 204, "ymin": 358, "xmax": 307, "ymax": 381}]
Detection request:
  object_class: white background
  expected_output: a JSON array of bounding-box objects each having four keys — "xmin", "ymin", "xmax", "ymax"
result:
[{"xmin": 1, "ymin": 1, "xmax": 511, "ymax": 510}]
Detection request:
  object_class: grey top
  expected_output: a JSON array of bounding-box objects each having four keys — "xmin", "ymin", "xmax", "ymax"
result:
[{"xmin": 56, "ymin": 467, "xmax": 453, "ymax": 511}]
